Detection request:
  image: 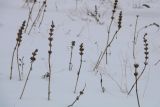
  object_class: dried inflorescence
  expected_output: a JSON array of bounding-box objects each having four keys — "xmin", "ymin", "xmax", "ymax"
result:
[
  {"xmin": 143, "ymin": 33, "xmax": 149, "ymax": 65},
  {"xmin": 74, "ymin": 43, "xmax": 84, "ymax": 93},
  {"xmin": 118, "ymin": 11, "xmax": 122, "ymax": 29},
  {"xmin": 48, "ymin": 21, "xmax": 55, "ymax": 100},
  {"xmin": 10, "ymin": 20, "xmax": 26, "ymax": 80},
  {"xmin": 128, "ymin": 33, "xmax": 150, "ymax": 95}
]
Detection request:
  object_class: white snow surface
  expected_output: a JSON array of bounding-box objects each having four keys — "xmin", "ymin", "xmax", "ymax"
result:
[{"xmin": 1, "ymin": 0, "xmax": 160, "ymax": 107}]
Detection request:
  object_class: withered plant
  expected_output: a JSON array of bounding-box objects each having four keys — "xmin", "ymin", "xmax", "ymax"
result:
[
  {"xmin": 94, "ymin": 4, "xmax": 122, "ymax": 70},
  {"xmin": 128, "ymin": 33, "xmax": 149, "ymax": 95},
  {"xmin": 10, "ymin": 20, "xmax": 26, "ymax": 80},
  {"xmin": 28, "ymin": 0, "xmax": 47, "ymax": 34},
  {"xmin": 19, "ymin": 49, "xmax": 38, "ymax": 99},
  {"xmin": 47, "ymin": 21, "xmax": 55, "ymax": 100},
  {"xmin": 74, "ymin": 43, "xmax": 84, "ymax": 93},
  {"xmin": 68, "ymin": 84, "xmax": 86, "ymax": 107},
  {"xmin": 24, "ymin": 0, "xmax": 37, "ymax": 33}
]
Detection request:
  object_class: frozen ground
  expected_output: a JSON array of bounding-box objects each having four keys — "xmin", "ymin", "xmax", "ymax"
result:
[{"xmin": 1, "ymin": 0, "xmax": 160, "ymax": 107}]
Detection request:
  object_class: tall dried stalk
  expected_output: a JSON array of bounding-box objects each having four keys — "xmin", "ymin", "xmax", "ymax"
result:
[
  {"xmin": 128, "ymin": 33, "xmax": 149, "ymax": 95},
  {"xmin": 19, "ymin": 49, "xmax": 38, "ymax": 99},
  {"xmin": 134, "ymin": 64, "xmax": 141, "ymax": 107},
  {"xmin": 25, "ymin": 0, "xmax": 36, "ymax": 33},
  {"xmin": 10, "ymin": 21, "xmax": 26, "ymax": 80},
  {"xmin": 28, "ymin": 0, "xmax": 47, "ymax": 35},
  {"xmin": 94, "ymin": 10, "xmax": 122, "ymax": 71},
  {"xmin": 48, "ymin": 21, "xmax": 55, "ymax": 100},
  {"xmin": 133, "ymin": 15, "xmax": 139, "ymax": 59},
  {"xmin": 74, "ymin": 43, "xmax": 84, "ymax": 93}
]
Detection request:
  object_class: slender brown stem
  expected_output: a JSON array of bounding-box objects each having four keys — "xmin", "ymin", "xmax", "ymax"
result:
[
  {"xmin": 10, "ymin": 43, "xmax": 18, "ymax": 80},
  {"xmin": 69, "ymin": 46, "xmax": 73, "ymax": 71},
  {"xmin": 133, "ymin": 15, "xmax": 139, "ymax": 59},
  {"xmin": 94, "ymin": 29, "xmax": 120, "ymax": 71},
  {"xmin": 28, "ymin": 2, "xmax": 46, "ymax": 35},
  {"xmin": 48, "ymin": 46, "xmax": 52, "ymax": 100},
  {"xmin": 68, "ymin": 84, "xmax": 86, "ymax": 107},
  {"xmin": 135, "ymin": 68, "xmax": 141, "ymax": 107},
  {"xmin": 20, "ymin": 62, "xmax": 33, "ymax": 99},
  {"xmin": 16, "ymin": 46, "xmax": 22, "ymax": 81},
  {"xmin": 74, "ymin": 55, "xmax": 83, "ymax": 93},
  {"xmin": 25, "ymin": 1, "xmax": 36, "ymax": 33},
  {"xmin": 128, "ymin": 60, "xmax": 147, "ymax": 95}
]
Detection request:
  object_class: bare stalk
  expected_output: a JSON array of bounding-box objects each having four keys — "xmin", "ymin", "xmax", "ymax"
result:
[
  {"xmin": 133, "ymin": 15, "xmax": 139, "ymax": 59},
  {"xmin": 16, "ymin": 46, "xmax": 22, "ymax": 81},
  {"xmin": 68, "ymin": 84, "xmax": 86, "ymax": 107},
  {"xmin": 25, "ymin": 0, "xmax": 37, "ymax": 32},
  {"xmin": 28, "ymin": 0, "xmax": 47, "ymax": 35},
  {"xmin": 10, "ymin": 43, "xmax": 18, "ymax": 80}
]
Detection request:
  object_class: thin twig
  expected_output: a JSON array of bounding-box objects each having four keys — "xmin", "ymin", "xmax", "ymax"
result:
[
  {"xmin": 133, "ymin": 15, "xmax": 139, "ymax": 59},
  {"xmin": 68, "ymin": 84, "xmax": 86, "ymax": 107}
]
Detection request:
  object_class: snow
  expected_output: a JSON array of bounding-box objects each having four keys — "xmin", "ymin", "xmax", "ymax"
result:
[{"xmin": 1, "ymin": 0, "xmax": 160, "ymax": 107}]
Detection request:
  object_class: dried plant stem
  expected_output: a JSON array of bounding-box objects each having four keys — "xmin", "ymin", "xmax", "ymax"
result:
[
  {"xmin": 38, "ymin": 4, "xmax": 47, "ymax": 28},
  {"xmin": 20, "ymin": 62, "xmax": 33, "ymax": 99},
  {"xmin": 94, "ymin": 29, "xmax": 120, "ymax": 71},
  {"xmin": 48, "ymin": 48, "xmax": 51, "ymax": 100},
  {"xmin": 128, "ymin": 59, "xmax": 147, "ymax": 95},
  {"xmin": 69, "ymin": 46, "xmax": 73, "ymax": 71},
  {"xmin": 19, "ymin": 49, "xmax": 38, "ymax": 99},
  {"xmin": 106, "ymin": 19, "xmax": 114, "ymax": 64},
  {"xmin": 74, "ymin": 55, "xmax": 83, "ymax": 93},
  {"xmin": 10, "ymin": 43, "xmax": 18, "ymax": 80},
  {"xmin": 100, "ymin": 73, "xmax": 105, "ymax": 93},
  {"xmin": 48, "ymin": 21, "xmax": 54, "ymax": 100},
  {"xmin": 68, "ymin": 84, "xmax": 86, "ymax": 107},
  {"xmin": 134, "ymin": 68, "xmax": 141, "ymax": 107},
  {"xmin": 25, "ymin": 0, "xmax": 36, "ymax": 32},
  {"xmin": 133, "ymin": 15, "xmax": 139, "ymax": 59},
  {"xmin": 28, "ymin": 1, "xmax": 46, "ymax": 35},
  {"xmin": 16, "ymin": 46, "xmax": 22, "ymax": 81}
]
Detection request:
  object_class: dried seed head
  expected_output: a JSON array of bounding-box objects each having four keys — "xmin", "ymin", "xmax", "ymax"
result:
[
  {"xmin": 134, "ymin": 71, "xmax": 138, "ymax": 77},
  {"xmin": 134, "ymin": 63, "xmax": 139, "ymax": 68},
  {"xmin": 144, "ymin": 51, "xmax": 149, "ymax": 55},
  {"xmin": 48, "ymin": 50, "xmax": 52, "ymax": 54},
  {"xmin": 48, "ymin": 37, "xmax": 53, "ymax": 41},
  {"xmin": 30, "ymin": 57, "xmax": 36, "ymax": 61},
  {"xmin": 72, "ymin": 41, "xmax": 75, "ymax": 46},
  {"xmin": 80, "ymin": 91, "xmax": 83, "ymax": 95}
]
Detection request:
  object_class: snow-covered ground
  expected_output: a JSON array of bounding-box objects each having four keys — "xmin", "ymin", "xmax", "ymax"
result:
[{"xmin": 1, "ymin": 0, "xmax": 160, "ymax": 107}]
